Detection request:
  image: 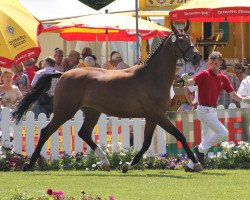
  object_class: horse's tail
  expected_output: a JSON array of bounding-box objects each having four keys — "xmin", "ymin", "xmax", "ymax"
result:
[{"xmin": 12, "ymin": 73, "xmax": 63, "ymax": 124}]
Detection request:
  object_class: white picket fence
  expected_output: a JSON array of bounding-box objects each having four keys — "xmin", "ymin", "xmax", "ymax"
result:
[
  {"xmin": 1, "ymin": 103, "xmax": 248, "ymax": 160},
  {"xmin": 0, "ymin": 108, "xmax": 167, "ymax": 159}
]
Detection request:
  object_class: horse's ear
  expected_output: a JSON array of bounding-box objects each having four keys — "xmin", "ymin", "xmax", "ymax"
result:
[
  {"xmin": 183, "ymin": 20, "xmax": 190, "ymax": 32},
  {"xmin": 170, "ymin": 21, "xmax": 179, "ymax": 34}
]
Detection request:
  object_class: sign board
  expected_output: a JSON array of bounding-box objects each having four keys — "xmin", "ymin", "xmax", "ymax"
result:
[{"xmin": 144, "ymin": 0, "xmax": 189, "ymax": 9}]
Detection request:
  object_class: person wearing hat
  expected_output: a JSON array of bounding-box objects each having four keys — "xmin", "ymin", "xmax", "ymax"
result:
[
  {"xmin": 233, "ymin": 63, "xmax": 247, "ymax": 83},
  {"xmin": 0, "ymin": 68, "xmax": 23, "ymax": 110},
  {"xmin": 102, "ymin": 51, "xmax": 129, "ymax": 70}
]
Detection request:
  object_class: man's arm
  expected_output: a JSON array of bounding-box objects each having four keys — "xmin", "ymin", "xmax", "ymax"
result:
[{"xmin": 229, "ymin": 91, "xmax": 250, "ymax": 103}]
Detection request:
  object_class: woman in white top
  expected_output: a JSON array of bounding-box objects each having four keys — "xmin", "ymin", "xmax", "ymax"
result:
[{"xmin": 0, "ymin": 69, "xmax": 22, "ymax": 110}]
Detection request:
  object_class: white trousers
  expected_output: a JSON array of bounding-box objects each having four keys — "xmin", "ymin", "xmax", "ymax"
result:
[
  {"xmin": 187, "ymin": 105, "xmax": 228, "ymax": 168},
  {"xmin": 196, "ymin": 105, "xmax": 228, "ymax": 153}
]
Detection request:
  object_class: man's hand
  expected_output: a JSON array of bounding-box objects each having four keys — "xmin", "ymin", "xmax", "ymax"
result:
[
  {"xmin": 241, "ymin": 96, "xmax": 250, "ymax": 104},
  {"xmin": 181, "ymin": 73, "xmax": 189, "ymax": 82}
]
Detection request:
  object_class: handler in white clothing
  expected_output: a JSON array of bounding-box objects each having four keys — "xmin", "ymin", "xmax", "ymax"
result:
[{"xmin": 182, "ymin": 51, "xmax": 250, "ymax": 172}]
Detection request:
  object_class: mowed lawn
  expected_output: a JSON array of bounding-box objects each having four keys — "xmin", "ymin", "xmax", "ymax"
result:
[{"xmin": 0, "ymin": 170, "xmax": 249, "ymax": 200}]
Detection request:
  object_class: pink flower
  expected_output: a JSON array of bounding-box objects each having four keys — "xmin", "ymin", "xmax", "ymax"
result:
[
  {"xmin": 53, "ymin": 190, "xmax": 65, "ymax": 197},
  {"xmin": 47, "ymin": 189, "xmax": 53, "ymax": 195},
  {"xmin": 109, "ymin": 196, "xmax": 116, "ymax": 200}
]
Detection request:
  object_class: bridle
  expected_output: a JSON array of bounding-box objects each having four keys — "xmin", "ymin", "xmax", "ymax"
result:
[{"xmin": 170, "ymin": 33, "xmax": 195, "ymax": 61}]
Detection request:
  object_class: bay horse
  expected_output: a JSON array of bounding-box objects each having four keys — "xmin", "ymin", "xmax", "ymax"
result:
[{"xmin": 12, "ymin": 21, "xmax": 203, "ymax": 172}]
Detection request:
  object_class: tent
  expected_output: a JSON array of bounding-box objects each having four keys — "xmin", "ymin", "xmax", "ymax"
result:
[{"xmin": 20, "ymin": 0, "xmax": 96, "ymax": 21}]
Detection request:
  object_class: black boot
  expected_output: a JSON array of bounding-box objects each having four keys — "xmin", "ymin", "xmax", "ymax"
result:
[{"xmin": 194, "ymin": 146, "xmax": 205, "ymax": 166}]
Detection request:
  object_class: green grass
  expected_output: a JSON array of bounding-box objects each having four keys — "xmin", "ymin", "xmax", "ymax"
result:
[{"xmin": 0, "ymin": 170, "xmax": 250, "ymax": 200}]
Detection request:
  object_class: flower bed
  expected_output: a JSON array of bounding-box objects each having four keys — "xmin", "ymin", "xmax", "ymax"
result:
[{"xmin": 0, "ymin": 141, "xmax": 250, "ymax": 172}]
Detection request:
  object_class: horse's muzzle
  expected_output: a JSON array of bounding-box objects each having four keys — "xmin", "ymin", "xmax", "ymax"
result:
[{"xmin": 191, "ymin": 52, "xmax": 202, "ymax": 64}]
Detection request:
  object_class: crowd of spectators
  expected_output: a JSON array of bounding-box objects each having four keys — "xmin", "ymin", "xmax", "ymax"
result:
[
  {"xmin": 0, "ymin": 47, "xmax": 130, "ymax": 119},
  {"xmin": 0, "ymin": 48, "xmax": 249, "ymax": 120}
]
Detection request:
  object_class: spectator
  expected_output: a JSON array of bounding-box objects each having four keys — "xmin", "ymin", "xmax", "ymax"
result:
[
  {"xmin": 38, "ymin": 60, "xmax": 44, "ymax": 70},
  {"xmin": 218, "ymin": 60, "xmax": 240, "ymax": 108},
  {"xmin": 65, "ymin": 50, "xmax": 84, "ymax": 71},
  {"xmin": 81, "ymin": 47, "xmax": 101, "ymax": 68},
  {"xmin": 61, "ymin": 57, "xmax": 69, "ymax": 72},
  {"xmin": 233, "ymin": 63, "xmax": 247, "ymax": 83},
  {"xmin": 102, "ymin": 51, "xmax": 129, "ymax": 70},
  {"xmin": 0, "ymin": 68, "xmax": 22, "ymax": 110},
  {"xmin": 12, "ymin": 63, "xmax": 30, "ymax": 95},
  {"xmin": 237, "ymin": 75, "xmax": 250, "ymax": 108},
  {"xmin": 81, "ymin": 47, "xmax": 92, "ymax": 60},
  {"xmin": 54, "ymin": 48, "xmax": 64, "ymax": 72},
  {"xmin": 31, "ymin": 56, "xmax": 58, "ymax": 118},
  {"xmin": 83, "ymin": 56, "xmax": 101, "ymax": 68},
  {"xmin": 176, "ymin": 59, "xmax": 206, "ymax": 110},
  {"xmin": 23, "ymin": 58, "xmax": 39, "ymax": 84}
]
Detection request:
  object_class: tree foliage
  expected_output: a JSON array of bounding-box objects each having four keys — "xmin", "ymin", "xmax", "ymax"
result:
[{"xmin": 79, "ymin": 0, "xmax": 115, "ymax": 10}]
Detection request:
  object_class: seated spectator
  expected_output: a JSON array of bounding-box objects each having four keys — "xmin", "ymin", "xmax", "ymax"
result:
[
  {"xmin": 54, "ymin": 48, "xmax": 64, "ymax": 72},
  {"xmin": 0, "ymin": 68, "xmax": 23, "ymax": 110},
  {"xmin": 218, "ymin": 60, "xmax": 240, "ymax": 108},
  {"xmin": 233, "ymin": 63, "xmax": 247, "ymax": 83},
  {"xmin": 12, "ymin": 63, "xmax": 30, "ymax": 95},
  {"xmin": 102, "ymin": 51, "xmax": 129, "ymax": 70}
]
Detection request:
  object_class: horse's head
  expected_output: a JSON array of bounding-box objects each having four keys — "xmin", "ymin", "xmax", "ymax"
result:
[{"xmin": 170, "ymin": 21, "xmax": 201, "ymax": 64}]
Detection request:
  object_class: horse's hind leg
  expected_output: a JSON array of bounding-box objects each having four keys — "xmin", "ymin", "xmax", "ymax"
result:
[
  {"xmin": 157, "ymin": 115, "xmax": 203, "ymax": 172},
  {"xmin": 78, "ymin": 108, "xmax": 110, "ymax": 171},
  {"xmin": 23, "ymin": 110, "xmax": 78, "ymax": 171},
  {"xmin": 122, "ymin": 120, "xmax": 156, "ymax": 173}
]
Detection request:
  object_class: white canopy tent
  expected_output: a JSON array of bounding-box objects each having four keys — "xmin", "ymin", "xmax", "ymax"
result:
[{"xmin": 20, "ymin": 0, "xmax": 96, "ymax": 22}]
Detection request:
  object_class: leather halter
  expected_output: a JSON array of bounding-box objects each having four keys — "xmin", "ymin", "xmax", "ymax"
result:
[{"xmin": 171, "ymin": 33, "xmax": 194, "ymax": 61}]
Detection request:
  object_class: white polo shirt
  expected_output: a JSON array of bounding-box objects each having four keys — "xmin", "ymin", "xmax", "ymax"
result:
[{"xmin": 237, "ymin": 76, "xmax": 250, "ymax": 108}]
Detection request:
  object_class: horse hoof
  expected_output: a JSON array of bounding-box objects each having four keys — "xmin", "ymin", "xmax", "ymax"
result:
[
  {"xmin": 193, "ymin": 163, "xmax": 203, "ymax": 172},
  {"xmin": 122, "ymin": 162, "xmax": 132, "ymax": 173},
  {"xmin": 22, "ymin": 163, "xmax": 31, "ymax": 172},
  {"xmin": 102, "ymin": 163, "xmax": 110, "ymax": 172},
  {"xmin": 101, "ymin": 159, "xmax": 110, "ymax": 172}
]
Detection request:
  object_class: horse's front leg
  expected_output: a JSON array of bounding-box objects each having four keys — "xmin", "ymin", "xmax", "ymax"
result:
[
  {"xmin": 157, "ymin": 114, "xmax": 203, "ymax": 172},
  {"xmin": 122, "ymin": 120, "xmax": 156, "ymax": 173},
  {"xmin": 78, "ymin": 108, "xmax": 110, "ymax": 171}
]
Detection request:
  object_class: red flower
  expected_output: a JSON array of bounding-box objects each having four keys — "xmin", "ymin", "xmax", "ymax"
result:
[{"xmin": 47, "ymin": 189, "xmax": 53, "ymax": 195}]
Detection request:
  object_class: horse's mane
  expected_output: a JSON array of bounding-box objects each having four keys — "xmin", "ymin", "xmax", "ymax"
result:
[{"xmin": 143, "ymin": 33, "xmax": 172, "ymax": 67}]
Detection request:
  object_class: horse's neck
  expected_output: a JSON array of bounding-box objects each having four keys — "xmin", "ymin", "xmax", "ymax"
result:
[{"xmin": 145, "ymin": 40, "xmax": 178, "ymax": 87}]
